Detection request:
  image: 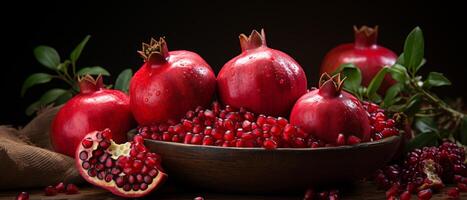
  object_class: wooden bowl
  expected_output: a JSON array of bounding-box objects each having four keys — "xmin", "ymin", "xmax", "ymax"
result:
[{"xmin": 132, "ymin": 131, "xmax": 401, "ymax": 193}]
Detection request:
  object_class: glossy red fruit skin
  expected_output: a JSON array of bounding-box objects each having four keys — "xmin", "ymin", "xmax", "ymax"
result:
[
  {"xmin": 217, "ymin": 29, "xmax": 307, "ymax": 117},
  {"xmin": 130, "ymin": 38, "xmax": 216, "ymax": 125},
  {"xmin": 290, "ymin": 73, "xmax": 371, "ymax": 144},
  {"xmin": 51, "ymin": 75, "xmax": 133, "ymax": 157},
  {"xmin": 320, "ymin": 26, "xmax": 397, "ymax": 93}
]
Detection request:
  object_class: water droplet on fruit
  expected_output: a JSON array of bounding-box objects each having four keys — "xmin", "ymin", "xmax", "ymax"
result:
[
  {"xmin": 144, "ymin": 98, "xmax": 149, "ymax": 102},
  {"xmin": 156, "ymin": 91, "xmax": 161, "ymax": 96}
]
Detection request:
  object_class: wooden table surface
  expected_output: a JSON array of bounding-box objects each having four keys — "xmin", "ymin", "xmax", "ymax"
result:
[{"xmin": 1, "ymin": 181, "xmax": 465, "ymax": 200}]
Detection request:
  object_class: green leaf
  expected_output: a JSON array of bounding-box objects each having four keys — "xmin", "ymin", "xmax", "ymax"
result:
[
  {"xmin": 77, "ymin": 66, "xmax": 110, "ymax": 76},
  {"xmin": 335, "ymin": 63, "xmax": 362, "ymax": 93},
  {"xmin": 55, "ymin": 91, "xmax": 73, "ymax": 105},
  {"xmin": 367, "ymin": 67, "xmax": 388, "ymax": 97},
  {"xmin": 38, "ymin": 89, "xmax": 68, "ymax": 105},
  {"xmin": 424, "ymin": 72, "xmax": 451, "ymax": 88},
  {"xmin": 396, "ymin": 53, "xmax": 405, "ymax": 65},
  {"xmin": 414, "ymin": 117, "xmax": 437, "ymax": 133},
  {"xmin": 34, "ymin": 46, "xmax": 61, "ymax": 70},
  {"xmin": 115, "ymin": 69, "xmax": 133, "ymax": 93},
  {"xmin": 70, "ymin": 35, "xmax": 91, "ymax": 64},
  {"xmin": 403, "ymin": 27, "xmax": 424, "ymax": 74},
  {"xmin": 388, "ymin": 64, "xmax": 408, "ymax": 82},
  {"xmin": 404, "ymin": 93, "xmax": 423, "ymax": 115},
  {"xmin": 21, "ymin": 73, "xmax": 53, "ymax": 96},
  {"xmin": 25, "ymin": 101, "xmax": 41, "ymax": 116},
  {"xmin": 459, "ymin": 117, "xmax": 467, "ymax": 145},
  {"xmin": 57, "ymin": 60, "xmax": 71, "ymax": 73},
  {"xmin": 406, "ymin": 132, "xmax": 439, "ymax": 152},
  {"xmin": 383, "ymin": 83, "xmax": 403, "ymax": 108}
]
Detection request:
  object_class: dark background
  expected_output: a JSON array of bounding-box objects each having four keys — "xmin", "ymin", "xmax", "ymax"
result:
[{"xmin": 1, "ymin": 0, "xmax": 466, "ymax": 126}]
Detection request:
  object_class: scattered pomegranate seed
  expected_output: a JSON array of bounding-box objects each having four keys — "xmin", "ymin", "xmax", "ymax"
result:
[
  {"xmin": 446, "ymin": 187, "xmax": 460, "ymax": 199},
  {"xmin": 417, "ymin": 189, "xmax": 432, "ymax": 200},
  {"xmin": 66, "ymin": 184, "xmax": 79, "ymax": 194},
  {"xmin": 399, "ymin": 191, "xmax": 411, "ymax": 200},
  {"xmin": 193, "ymin": 197, "xmax": 204, "ymax": 200},
  {"xmin": 55, "ymin": 182, "xmax": 65, "ymax": 193},
  {"xmin": 16, "ymin": 192, "xmax": 29, "ymax": 200},
  {"xmin": 44, "ymin": 185, "xmax": 58, "ymax": 196}
]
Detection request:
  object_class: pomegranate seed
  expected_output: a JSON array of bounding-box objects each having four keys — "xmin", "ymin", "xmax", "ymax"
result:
[
  {"xmin": 446, "ymin": 187, "xmax": 460, "ymax": 199},
  {"xmin": 399, "ymin": 191, "xmax": 411, "ymax": 200},
  {"xmin": 386, "ymin": 183, "xmax": 399, "ymax": 198},
  {"xmin": 347, "ymin": 135, "xmax": 361, "ymax": 145},
  {"xmin": 55, "ymin": 182, "xmax": 65, "ymax": 193},
  {"xmin": 202, "ymin": 135, "xmax": 214, "ymax": 145},
  {"xmin": 82, "ymin": 138, "xmax": 93, "ymax": 148},
  {"xmin": 184, "ymin": 133, "xmax": 193, "ymax": 144},
  {"xmin": 65, "ymin": 184, "xmax": 79, "ymax": 195},
  {"xmin": 191, "ymin": 134, "xmax": 202, "ymax": 144},
  {"xmin": 263, "ymin": 139, "xmax": 277, "ymax": 150},
  {"xmin": 224, "ymin": 130, "xmax": 235, "ymax": 141},
  {"xmin": 336, "ymin": 133, "xmax": 345, "ymax": 146},
  {"xmin": 45, "ymin": 186, "xmax": 58, "ymax": 196},
  {"xmin": 458, "ymin": 183, "xmax": 467, "ymax": 192},
  {"xmin": 194, "ymin": 197, "xmax": 204, "ymax": 200},
  {"xmin": 16, "ymin": 192, "xmax": 29, "ymax": 200},
  {"xmin": 270, "ymin": 125, "xmax": 281, "ymax": 136},
  {"xmin": 303, "ymin": 188, "xmax": 315, "ymax": 200},
  {"xmin": 417, "ymin": 189, "xmax": 432, "ymax": 200}
]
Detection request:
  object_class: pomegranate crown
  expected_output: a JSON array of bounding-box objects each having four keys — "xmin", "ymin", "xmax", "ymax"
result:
[
  {"xmin": 239, "ymin": 29, "xmax": 267, "ymax": 51},
  {"xmin": 78, "ymin": 74, "xmax": 104, "ymax": 94},
  {"xmin": 137, "ymin": 37, "xmax": 169, "ymax": 65},
  {"xmin": 353, "ymin": 25, "xmax": 379, "ymax": 48},
  {"xmin": 318, "ymin": 73, "xmax": 347, "ymax": 97}
]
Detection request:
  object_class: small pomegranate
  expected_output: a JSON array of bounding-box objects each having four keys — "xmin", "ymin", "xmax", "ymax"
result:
[
  {"xmin": 130, "ymin": 37, "xmax": 216, "ymax": 125},
  {"xmin": 76, "ymin": 129, "xmax": 167, "ymax": 198},
  {"xmin": 217, "ymin": 29, "xmax": 307, "ymax": 117},
  {"xmin": 51, "ymin": 75, "xmax": 133, "ymax": 157},
  {"xmin": 290, "ymin": 73, "xmax": 371, "ymax": 145},
  {"xmin": 320, "ymin": 26, "xmax": 397, "ymax": 93}
]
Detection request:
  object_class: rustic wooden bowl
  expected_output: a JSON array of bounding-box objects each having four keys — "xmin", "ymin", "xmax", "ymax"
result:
[{"xmin": 130, "ymin": 131, "xmax": 401, "ymax": 193}]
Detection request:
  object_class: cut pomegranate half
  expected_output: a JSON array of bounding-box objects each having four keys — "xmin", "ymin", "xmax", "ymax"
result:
[{"xmin": 75, "ymin": 129, "xmax": 167, "ymax": 198}]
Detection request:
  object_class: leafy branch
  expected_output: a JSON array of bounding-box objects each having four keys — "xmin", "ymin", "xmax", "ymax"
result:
[
  {"xmin": 22, "ymin": 36, "xmax": 133, "ymax": 116},
  {"xmin": 334, "ymin": 27, "xmax": 466, "ymax": 149}
]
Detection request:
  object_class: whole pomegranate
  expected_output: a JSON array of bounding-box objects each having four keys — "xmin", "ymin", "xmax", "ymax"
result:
[
  {"xmin": 130, "ymin": 37, "xmax": 216, "ymax": 125},
  {"xmin": 290, "ymin": 73, "xmax": 371, "ymax": 145},
  {"xmin": 51, "ymin": 75, "xmax": 133, "ymax": 157},
  {"xmin": 217, "ymin": 29, "xmax": 307, "ymax": 117},
  {"xmin": 320, "ymin": 26, "xmax": 397, "ymax": 93}
]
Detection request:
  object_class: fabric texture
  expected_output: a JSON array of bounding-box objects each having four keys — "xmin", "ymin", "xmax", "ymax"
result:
[{"xmin": 0, "ymin": 107, "xmax": 83, "ymax": 190}]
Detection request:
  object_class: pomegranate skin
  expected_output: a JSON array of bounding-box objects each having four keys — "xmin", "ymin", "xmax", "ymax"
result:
[
  {"xmin": 217, "ymin": 29, "xmax": 307, "ymax": 117},
  {"xmin": 51, "ymin": 75, "xmax": 133, "ymax": 157},
  {"xmin": 320, "ymin": 26, "xmax": 397, "ymax": 93},
  {"xmin": 130, "ymin": 38, "xmax": 216, "ymax": 125},
  {"xmin": 290, "ymin": 74, "xmax": 371, "ymax": 144}
]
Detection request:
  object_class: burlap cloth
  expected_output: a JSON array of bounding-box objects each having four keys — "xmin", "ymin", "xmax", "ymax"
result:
[{"xmin": 0, "ymin": 107, "xmax": 83, "ymax": 190}]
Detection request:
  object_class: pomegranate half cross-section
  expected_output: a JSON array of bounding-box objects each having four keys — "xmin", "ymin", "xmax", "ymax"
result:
[{"xmin": 75, "ymin": 129, "xmax": 167, "ymax": 198}]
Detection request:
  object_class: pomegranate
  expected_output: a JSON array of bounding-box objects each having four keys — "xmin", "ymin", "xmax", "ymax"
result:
[
  {"xmin": 76, "ymin": 129, "xmax": 167, "ymax": 198},
  {"xmin": 217, "ymin": 29, "xmax": 307, "ymax": 117},
  {"xmin": 320, "ymin": 26, "xmax": 397, "ymax": 93},
  {"xmin": 130, "ymin": 37, "xmax": 216, "ymax": 125},
  {"xmin": 51, "ymin": 75, "xmax": 133, "ymax": 157},
  {"xmin": 290, "ymin": 73, "xmax": 371, "ymax": 145}
]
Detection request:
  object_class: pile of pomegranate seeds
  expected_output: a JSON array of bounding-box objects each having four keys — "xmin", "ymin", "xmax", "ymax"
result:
[
  {"xmin": 303, "ymin": 188, "xmax": 340, "ymax": 200},
  {"xmin": 137, "ymin": 101, "xmax": 400, "ymax": 149},
  {"xmin": 44, "ymin": 182, "xmax": 79, "ymax": 196},
  {"xmin": 373, "ymin": 141, "xmax": 467, "ymax": 199},
  {"xmin": 138, "ymin": 102, "xmax": 399, "ymax": 149}
]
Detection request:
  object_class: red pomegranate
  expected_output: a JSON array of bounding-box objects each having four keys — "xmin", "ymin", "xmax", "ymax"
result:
[
  {"xmin": 130, "ymin": 37, "xmax": 216, "ymax": 125},
  {"xmin": 320, "ymin": 26, "xmax": 397, "ymax": 93},
  {"xmin": 51, "ymin": 75, "xmax": 133, "ymax": 157},
  {"xmin": 76, "ymin": 129, "xmax": 167, "ymax": 198},
  {"xmin": 217, "ymin": 29, "xmax": 307, "ymax": 117},
  {"xmin": 290, "ymin": 73, "xmax": 371, "ymax": 145}
]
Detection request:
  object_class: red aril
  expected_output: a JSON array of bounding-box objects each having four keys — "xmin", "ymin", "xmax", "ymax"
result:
[
  {"xmin": 217, "ymin": 29, "xmax": 307, "ymax": 117},
  {"xmin": 16, "ymin": 192, "xmax": 29, "ymax": 200},
  {"xmin": 76, "ymin": 129, "xmax": 167, "ymax": 198},
  {"xmin": 51, "ymin": 75, "xmax": 133, "ymax": 157},
  {"xmin": 290, "ymin": 73, "xmax": 371, "ymax": 145},
  {"xmin": 130, "ymin": 37, "xmax": 216, "ymax": 125},
  {"xmin": 320, "ymin": 26, "xmax": 397, "ymax": 93}
]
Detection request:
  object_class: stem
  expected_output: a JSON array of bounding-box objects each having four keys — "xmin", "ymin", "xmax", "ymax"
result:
[{"xmin": 409, "ymin": 79, "xmax": 465, "ymax": 119}]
